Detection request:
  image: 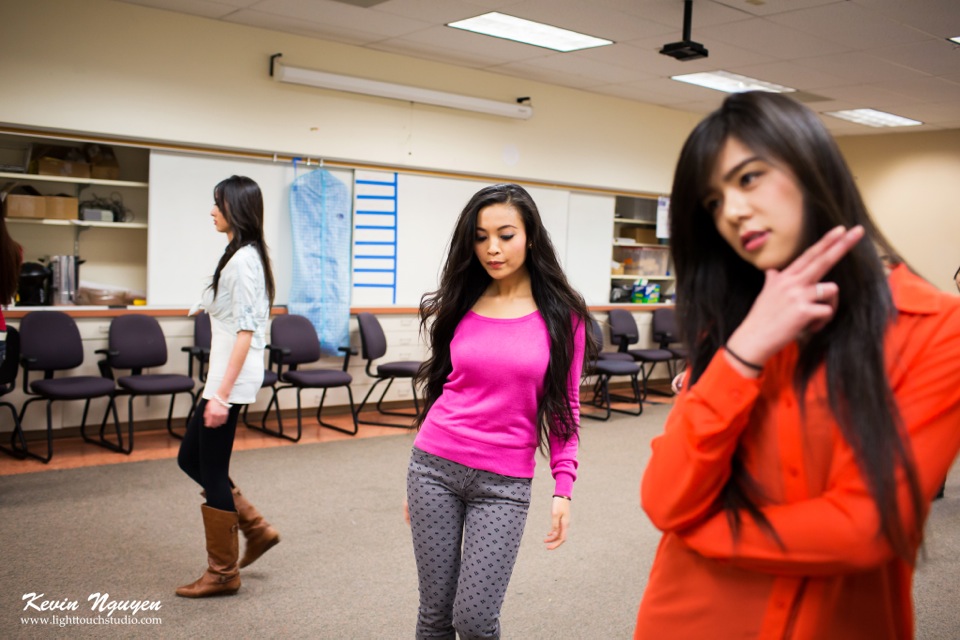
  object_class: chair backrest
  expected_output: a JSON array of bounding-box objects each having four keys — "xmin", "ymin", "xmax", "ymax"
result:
[
  {"xmin": 607, "ymin": 308, "xmax": 639, "ymax": 350},
  {"xmin": 270, "ymin": 314, "xmax": 321, "ymax": 366},
  {"xmin": 0, "ymin": 326, "xmax": 20, "ymax": 392},
  {"xmin": 19, "ymin": 310, "xmax": 85, "ymax": 372},
  {"xmin": 194, "ymin": 311, "xmax": 211, "ymax": 352},
  {"xmin": 109, "ymin": 314, "xmax": 169, "ymax": 369},
  {"xmin": 356, "ymin": 313, "xmax": 387, "ymax": 361},
  {"xmin": 651, "ymin": 308, "xmax": 679, "ymax": 347},
  {"xmin": 589, "ymin": 317, "xmax": 605, "ymax": 353}
]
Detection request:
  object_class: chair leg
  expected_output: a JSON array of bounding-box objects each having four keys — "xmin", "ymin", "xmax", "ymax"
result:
[
  {"xmin": 82, "ymin": 395, "xmax": 131, "ymax": 454},
  {"xmin": 14, "ymin": 397, "xmax": 54, "ymax": 463},
  {"xmin": 609, "ymin": 374, "xmax": 644, "ymax": 417},
  {"xmin": 0, "ymin": 401, "xmax": 27, "ymax": 459},
  {"xmin": 356, "ymin": 378, "xmax": 417, "ymax": 429},
  {"xmin": 640, "ymin": 361, "xmax": 675, "ymax": 398},
  {"xmin": 582, "ymin": 375, "xmax": 613, "ymax": 421},
  {"xmin": 317, "ymin": 386, "xmax": 359, "ymax": 436},
  {"xmin": 166, "ymin": 391, "xmax": 192, "ymax": 440},
  {"xmin": 244, "ymin": 386, "xmax": 301, "ymax": 442}
]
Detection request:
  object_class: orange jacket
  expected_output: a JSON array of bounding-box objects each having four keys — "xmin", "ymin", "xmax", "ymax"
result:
[{"xmin": 636, "ymin": 265, "xmax": 960, "ymax": 639}]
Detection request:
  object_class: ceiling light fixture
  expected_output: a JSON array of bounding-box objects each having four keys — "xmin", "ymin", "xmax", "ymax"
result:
[
  {"xmin": 269, "ymin": 54, "xmax": 533, "ymax": 120},
  {"xmin": 825, "ymin": 109, "xmax": 922, "ymax": 128},
  {"xmin": 447, "ymin": 12, "xmax": 613, "ymax": 52},
  {"xmin": 948, "ymin": 36, "xmax": 960, "ymax": 44},
  {"xmin": 660, "ymin": 0, "xmax": 708, "ymax": 61},
  {"xmin": 671, "ymin": 70, "xmax": 796, "ymax": 93}
]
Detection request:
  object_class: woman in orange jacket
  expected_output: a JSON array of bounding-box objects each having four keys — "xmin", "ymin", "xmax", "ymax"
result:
[{"xmin": 635, "ymin": 91, "xmax": 960, "ymax": 639}]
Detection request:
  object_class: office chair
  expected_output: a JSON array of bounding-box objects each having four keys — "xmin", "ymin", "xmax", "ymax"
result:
[
  {"xmin": 651, "ymin": 307, "xmax": 688, "ymax": 379},
  {"xmin": 607, "ymin": 308, "xmax": 675, "ymax": 400},
  {"xmin": 17, "ymin": 311, "xmax": 120, "ymax": 462},
  {"xmin": 98, "ymin": 314, "xmax": 196, "ymax": 443},
  {"xmin": 354, "ymin": 312, "xmax": 421, "ymax": 428},
  {"xmin": 583, "ymin": 318, "xmax": 643, "ymax": 421},
  {"xmin": 253, "ymin": 314, "xmax": 358, "ymax": 441}
]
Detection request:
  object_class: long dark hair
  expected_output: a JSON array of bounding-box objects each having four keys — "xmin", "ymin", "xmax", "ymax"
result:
[
  {"xmin": 0, "ymin": 209, "xmax": 22, "ymax": 305},
  {"xmin": 415, "ymin": 183, "xmax": 596, "ymax": 449},
  {"xmin": 211, "ymin": 176, "xmax": 275, "ymax": 306},
  {"xmin": 670, "ymin": 91, "xmax": 922, "ymax": 559}
]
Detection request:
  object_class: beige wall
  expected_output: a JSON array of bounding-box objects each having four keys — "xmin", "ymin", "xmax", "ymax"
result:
[
  {"xmin": 0, "ymin": 0, "xmax": 700, "ymax": 194},
  {"xmin": 837, "ymin": 130, "xmax": 960, "ymax": 292},
  {"xmin": 2, "ymin": 0, "xmax": 956, "ymax": 291}
]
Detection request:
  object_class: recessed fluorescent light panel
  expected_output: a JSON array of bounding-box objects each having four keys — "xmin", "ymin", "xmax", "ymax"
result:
[
  {"xmin": 825, "ymin": 109, "xmax": 922, "ymax": 128},
  {"xmin": 671, "ymin": 71, "xmax": 796, "ymax": 94},
  {"xmin": 447, "ymin": 12, "xmax": 613, "ymax": 52},
  {"xmin": 949, "ymin": 36, "xmax": 960, "ymax": 44}
]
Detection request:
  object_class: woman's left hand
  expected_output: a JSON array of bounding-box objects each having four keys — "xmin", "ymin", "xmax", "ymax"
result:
[
  {"xmin": 204, "ymin": 400, "xmax": 229, "ymax": 428},
  {"xmin": 544, "ymin": 497, "xmax": 571, "ymax": 550}
]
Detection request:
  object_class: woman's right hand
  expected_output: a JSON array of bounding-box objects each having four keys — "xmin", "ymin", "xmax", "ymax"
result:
[
  {"xmin": 725, "ymin": 225, "xmax": 864, "ymax": 373},
  {"xmin": 403, "ymin": 499, "xmax": 410, "ymax": 526}
]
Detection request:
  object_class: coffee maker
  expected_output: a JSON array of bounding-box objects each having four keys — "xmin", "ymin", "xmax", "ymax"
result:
[
  {"xmin": 17, "ymin": 262, "xmax": 52, "ymax": 306},
  {"xmin": 49, "ymin": 255, "xmax": 84, "ymax": 305}
]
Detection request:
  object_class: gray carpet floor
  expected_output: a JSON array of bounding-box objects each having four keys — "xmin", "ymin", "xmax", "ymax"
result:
[{"xmin": 2, "ymin": 403, "xmax": 958, "ymax": 639}]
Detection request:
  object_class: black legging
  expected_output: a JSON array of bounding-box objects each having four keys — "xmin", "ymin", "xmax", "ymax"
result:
[{"xmin": 178, "ymin": 398, "xmax": 243, "ymax": 512}]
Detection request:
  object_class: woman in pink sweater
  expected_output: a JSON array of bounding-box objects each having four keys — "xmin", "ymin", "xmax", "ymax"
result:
[{"xmin": 408, "ymin": 183, "xmax": 595, "ymax": 639}]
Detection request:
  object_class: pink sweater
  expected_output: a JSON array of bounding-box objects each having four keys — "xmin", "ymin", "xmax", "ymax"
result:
[{"xmin": 414, "ymin": 310, "xmax": 585, "ymax": 497}]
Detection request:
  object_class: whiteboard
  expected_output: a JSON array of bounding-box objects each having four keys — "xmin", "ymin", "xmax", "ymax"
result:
[
  {"xmin": 148, "ymin": 151, "xmax": 350, "ymax": 306},
  {"xmin": 147, "ymin": 150, "xmax": 610, "ymax": 308}
]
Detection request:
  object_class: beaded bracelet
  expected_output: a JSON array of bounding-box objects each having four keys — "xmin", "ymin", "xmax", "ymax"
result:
[
  {"xmin": 724, "ymin": 344, "xmax": 764, "ymax": 372},
  {"xmin": 553, "ymin": 494, "xmax": 572, "ymax": 501},
  {"xmin": 212, "ymin": 394, "xmax": 232, "ymax": 409}
]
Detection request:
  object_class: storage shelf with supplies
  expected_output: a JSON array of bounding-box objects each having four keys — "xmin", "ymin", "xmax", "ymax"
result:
[
  {"xmin": 1, "ymin": 129, "xmax": 150, "ymax": 297},
  {"xmin": 6, "ymin": 218, "xmax": 147, "ymax": 229},
  {"xmin": 610, "ymin": 195, "xmax": 673, "ymax": 304}
]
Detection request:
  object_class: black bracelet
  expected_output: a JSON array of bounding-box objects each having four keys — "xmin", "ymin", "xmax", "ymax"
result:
[
  {"xmin": 724, "ymin": 344, "xmax": 764, "ymax": 372},
  {"xmin": 553, "ymin": 494, "xmax": 571, "ymax": 501}
]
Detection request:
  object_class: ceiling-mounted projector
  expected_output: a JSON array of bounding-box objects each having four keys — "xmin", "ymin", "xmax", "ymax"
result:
[
  {"xmin": 660, "ymin": 0, "xmax": 709, "ymax": 61},
  {"xmin": 660, "ymin": 40, "xmax": 708, "ymax": 61}
]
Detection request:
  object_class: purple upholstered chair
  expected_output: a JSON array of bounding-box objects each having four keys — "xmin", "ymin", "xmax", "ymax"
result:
[
  {"xmin": 98, "ymin": 314, "xmax": 196, "ymax": 444},
  {"xmin": 583, "ymin": 317, "xmax": 643, "ymax": 421},
  {"xmin": 18, "ymin": 311, "xmax": 120, "ymax": 463},
  {"xmin": 354, "ymin": 312, "xmax": 421, "ymax": 429},
  {"xmin": 607, "ymin": 308, "xmax": 675, "ymax": 400},
  {"xmin": 255, "ymin": 314, "xmax": 358, "ymax": 441}
]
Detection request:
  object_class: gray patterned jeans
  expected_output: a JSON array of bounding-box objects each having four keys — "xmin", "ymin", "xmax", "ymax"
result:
[{"xmin": 407, "ymin": 447, "xmax": 532, "ymax": 640}]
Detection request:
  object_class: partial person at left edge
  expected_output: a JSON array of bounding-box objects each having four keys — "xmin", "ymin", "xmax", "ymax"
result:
[{"xmin": 0, "ymin": 204, "xmax": 23, "ymax": 364}]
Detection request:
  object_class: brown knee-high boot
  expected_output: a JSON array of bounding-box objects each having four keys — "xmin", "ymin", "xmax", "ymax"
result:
[
  {"xmin": 232, "ymin": 487, "xmax": 281, "ymax": 568},
  {"xmin": 176, "ymin": 505, "xmax": 241, "ymax": 598}
]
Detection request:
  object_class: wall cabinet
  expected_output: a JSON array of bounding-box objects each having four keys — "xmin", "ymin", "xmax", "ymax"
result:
[
  {"xmin": 0, "ymin": 131, "xmax": 149, "ymax": 297},
  {"xmin": 610, "ymin": 195, "xmax": 673, "ymax": 304}
]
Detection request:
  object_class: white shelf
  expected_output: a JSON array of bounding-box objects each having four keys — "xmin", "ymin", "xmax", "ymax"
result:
[
  {"xmin": 0, "ymin": 171, "xmax": 148, "ymax": 189},
  {"xmin": 613, "ymin": 218, "xmax": 656, "ymax": 226},
  {"xmin": 611, "ymin": 274, "xmax": 675, "ymax": 281},
  {"xmin": 613, "ymin": 239, "xmax": 669, "ymax": 248},
  {"xmin": 7, "ymin": 218, "xmax": 147, "ymax": 229}
]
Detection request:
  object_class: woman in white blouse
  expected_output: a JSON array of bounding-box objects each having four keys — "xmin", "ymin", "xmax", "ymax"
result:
[{"xmin": 176, "ymin": 175, "xmax": 278, "ymax": 598}]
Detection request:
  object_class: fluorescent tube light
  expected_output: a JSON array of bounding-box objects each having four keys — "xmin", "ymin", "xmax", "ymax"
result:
[
  {"xmin": 447, "ymin": 12, "xmax": 613, "ymax": 52},
  {"xmin": 671, "ymin": 70, "xmax": 796, "ymax": 94},
  {"xmin": 825, "ymin": 109, "xmax": 922, "ymax": 128},
  {"xmin": 269, "ymin": 55, "xmax": 532, "ymax": 120}
]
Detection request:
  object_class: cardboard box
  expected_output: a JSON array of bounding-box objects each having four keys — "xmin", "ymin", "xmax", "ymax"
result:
[
  {"xmin": 45, "ymin": 195, "xmax": 79, "ymax": 220},
  {"xmin": 36, "ymin": 157, "xmax": 91, "ymax": 179},
  {"xmin": 28, "ymin": 144, "xmax": 91, "ymax": 179},
  {"xmin": 4, "ymin": 193, "xmax": 46, "ymax": 218},
  {"xmin": 85, "ymin": 144, "xmax": 120, "ymax": 180}
]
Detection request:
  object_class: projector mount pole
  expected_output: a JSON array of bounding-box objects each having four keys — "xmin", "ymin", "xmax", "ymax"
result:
[{"xmin": 682, "ymin": 0, "xmax": 693, "ymax": 42}]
